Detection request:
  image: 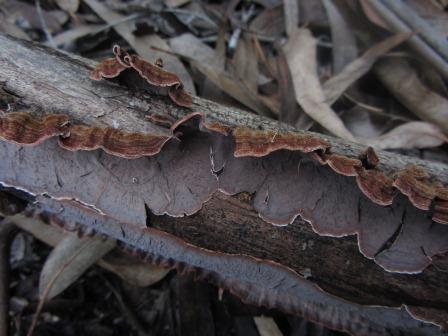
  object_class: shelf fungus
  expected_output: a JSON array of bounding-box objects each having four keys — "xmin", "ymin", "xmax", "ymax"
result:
[
  {"xmin": 90, "ymin": 45, "xmax": 193, "ymax": 107},
  {"xmin": 1, "ymin": 108, "xmax": 448, "ymax": 276},
  {"xmin": 2, "ymin": 33, "xmax": 448, "ymax": 335},
  {"xmin": 17, "ymin": 197, "xmax": 444, "ymax": 336}
]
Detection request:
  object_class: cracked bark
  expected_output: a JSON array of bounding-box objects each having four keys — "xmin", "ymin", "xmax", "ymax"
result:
[{"xmin": 0, "ymin": 34, "xmax": 448, "ymax": 333}]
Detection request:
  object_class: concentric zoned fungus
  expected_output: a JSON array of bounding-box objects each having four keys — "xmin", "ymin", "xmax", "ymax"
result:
[{"xmin": 90, "ymin": 45, "xmax": 193, "ymax": 107}]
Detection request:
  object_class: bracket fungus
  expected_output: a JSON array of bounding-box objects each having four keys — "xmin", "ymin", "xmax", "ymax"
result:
[
  {"xmin": 15, "ymin": 196, "xmax": 443, "ymax": 336},
  {"xmin": 1, "ymin": 108, "xmax": 448, "ymax": 275},
  {"xmin": 1, "ymin": 33, "xmax": 448, "ymax": 334},
  {"xmin": 90, "ymin": 45, "xmax": 193, "ymax": 107}
]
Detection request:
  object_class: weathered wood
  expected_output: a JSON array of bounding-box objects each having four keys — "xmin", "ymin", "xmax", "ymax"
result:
[{"xmin": 0, "ymin": 34, "xmax": 448, "ymax": 333}]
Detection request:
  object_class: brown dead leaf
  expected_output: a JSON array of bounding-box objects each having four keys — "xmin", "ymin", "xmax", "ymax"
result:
[
  {"xmin": 84, "ymin": 0, "xmax": 195, "ymax": 93},
  {"xmin": 361, "ymin": 121, "xmax": 448, "ymax": 150},
  {"xmin": 39, "ymin": 234, "xmax": 116, "ymax": 300},
  {"xmin": 283, "ymin": 28, "xmax": 355, "ymax": 141},
  {"xmin": 323, "ymin": 33, "xmax": 411, "ymax": 105},
  {"xmin": 375, "ymin": 58, "xmax": 448, "ymax": 134},
  {"xmin": 232, "ymin": 34, "xmax": 259, "ymax": 92}
]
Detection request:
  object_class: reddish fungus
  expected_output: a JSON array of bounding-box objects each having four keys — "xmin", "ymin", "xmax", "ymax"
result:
[
  {"xmin": 168, "ymin": 85, "xmax": 193, "ymax": 108},
  {"xmin": 361, "ymin": 146, "xmax": 380, "ymax": 169},
  {"xmin": 58, "ymin": 124, "xmax": 171, "ymax": 159},
  {"xmin": 324, "ymin": 154, "xmax": 362, "ymax": 176},
  {"xmin": 233, "ymin": 127, "xmax": 330, "ymax": 157},
  {"xmin": 355, "ymin": 169, "xmax": 397, "ymax": 206},
  {"xmin": 0, "ymin": 112, "xmax": 69, "ymax": 145},
  {"xmin": 393, "ymin": 166, "xmax": 439, "ymax": 210},
  {"xmin": 125, "ymin": 54, "xmax": 181, "ymax": 87},
  {"xmin": 91, "ymin": 45, "xmax": 193, "ymax": 108},
  {"xmin": 90, "ymin": 57, "xmax": 129, "ymax": 81}
]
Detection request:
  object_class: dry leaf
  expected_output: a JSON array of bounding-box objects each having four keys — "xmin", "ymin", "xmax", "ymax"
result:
[
  {"xmin": 283, "ymin": 28, "xmax": 355, "ymax": 141},
  {"xmin": 321, "ymin": 0, "xmax": 358, "ymax": 73},
  {"xmin": 193, "ymin": 61, "xmax": 273, "ymax": 116},
  {"xmin": 99, "ymin": 252, "xmax": 169, "ymax": 287},
  {"xmin": 276, "ymin": 48, "xmax": 299, "ymax": 125},
  {"xmin": 359, "ymin": 0, "xmax": 390, "ymax": 30},
  {"xmin": 55, "ymin": 0, "xmax": 80, "ymax": 15},
  {"xmin": 39, "ymin": 235, "xmax": 116, "ymax": 300},
  {"xmin": 323, "ymin": 33, "xmax": 411, "ymax": 105},
  {"xmin": 254, "ymin": 316, "xmax": 283, "ymax": 336},
  {"xmin": 13, "ymin": 215, "xmax": 169, "ymax": 288},
  {"xmin": 51, "ymin": 24, "xmax": 103, "ymax": 48},
  {"xmin": 375, "ymin": 58, "xmax": 448, "ymax": 134},
  {"xmin": 232, "ymin": 34, "xmax": 258, "ymax": 92},
  {"xmin": 83, "ymin": 0, "xmax": 195, "ymax": 93},
  {"xmin": 361, "ymin": 121, "xmax": 448, "ymax": 150},
  {"xmin": 169, "ymin": 33, "xmax": 272, "ymax": 115},
  {"xmin": 249, "ymin": 5, "xmax": 285, "ymax": 39}
]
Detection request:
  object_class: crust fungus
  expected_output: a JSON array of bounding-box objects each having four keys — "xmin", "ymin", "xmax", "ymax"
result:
[
  {"xmin": 90, "ymin": 45, "xmax": 193, "ymax": 107},
  {"xmin": 20, "ymin": 197, "xmax": 443, "ymax": 336},
  {"xmin": 1, "ymin": 108, "xmax": 448, "ymax": 273},
  {"xmin": 0, "ymin": 112, "xmax": 69, "ymax": 145}
]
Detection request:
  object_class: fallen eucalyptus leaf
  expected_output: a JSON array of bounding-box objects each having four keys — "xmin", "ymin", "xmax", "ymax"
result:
[
  {"xmin": 361, "ymin": 121, "xmax": 448, "ymax": 150},
  {"xmin": 39, "ymin": 234, "xmax": 116, "ymax": 300},
  {"xmin": 283, "ymin": 28, "xmax": 355, "ymax": 141},
  {"xmin": 375, "ymin": 58, "xmax": 448, "ymax": 134}
]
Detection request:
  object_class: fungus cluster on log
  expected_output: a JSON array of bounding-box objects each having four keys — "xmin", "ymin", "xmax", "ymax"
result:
[{"xmin": 1, "ymin": 35, "xmax": 448, "ymax": 335}]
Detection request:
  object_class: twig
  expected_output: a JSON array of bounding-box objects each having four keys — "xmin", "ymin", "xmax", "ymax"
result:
[
  {"xmin": 0, "ymin": 220, "xmax": 19, "ymax": 336},
  {"xmin": 35, "ymin": 0, "xmax": 56, "ymax": 49}
]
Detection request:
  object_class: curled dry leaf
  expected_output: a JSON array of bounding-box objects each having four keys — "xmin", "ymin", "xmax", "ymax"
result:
[
  {"xmin": 283, "ymin": 28, "xmax": 356, "ymax": 141},
  {"xmin": 375, "ymin": 58, "xmax": 448, "ymax": 134},
  {"xmin": 39, "ymin": 234, "xmax": 116, "ymax": 300},
  {"xmin": 361, "ymin": 121, "xmax": 448, "ymax": 150}
]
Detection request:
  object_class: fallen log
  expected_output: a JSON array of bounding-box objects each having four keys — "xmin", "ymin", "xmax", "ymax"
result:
[{"xmin": 0, "ymin": 34, "xmax": 447, "ymax": 334}]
